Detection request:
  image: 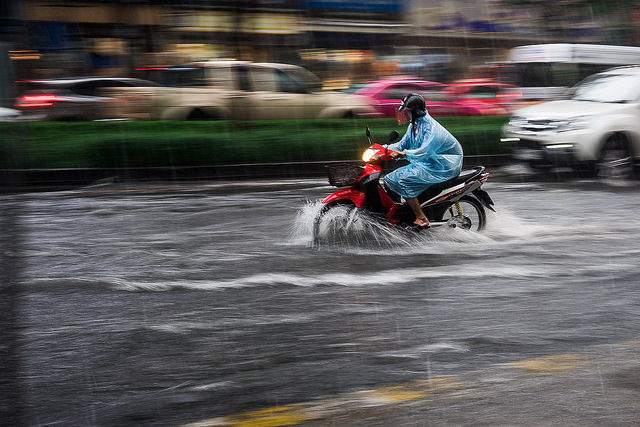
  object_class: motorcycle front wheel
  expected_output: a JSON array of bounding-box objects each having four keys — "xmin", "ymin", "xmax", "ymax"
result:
[
  {"xmin": 312, "ymin": 201, "xmax": 358, "ymax": 246},
  {"xmin": 437, "ymin": 196, "xmax": 486, "ymax": 232}
]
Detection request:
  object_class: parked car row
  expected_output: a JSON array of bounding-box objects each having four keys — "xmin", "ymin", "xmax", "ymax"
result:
[
  {"xmin": 10, "ymin": 64, "xmax": 515, "ymax": 122},
  {"xmin": 11, "ymin": 63, "xmax": 380, "ymax": 122},
  {"xmin": 8, "ymin": 63, "xmax": 640, "ymax": 182}
]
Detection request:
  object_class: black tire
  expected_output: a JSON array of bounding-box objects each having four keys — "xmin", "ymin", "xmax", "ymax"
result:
[
  {"xmin": 312, "ymin": 201, "xmax": 357, "ymax": 246},
  {"xmin": 437, "ymin": 196, "xmax": 486, "ymax": 231},
  {"xmin": 597, "ymin": 134, "xmax": 634, "ymax": 180},
  {"xmin": 187, "ymin": 109, "xmax": 208, "ymax": 121},
  {"xmin": 528, "ymin": 162, "xmax": 552, "ymax": 172}
]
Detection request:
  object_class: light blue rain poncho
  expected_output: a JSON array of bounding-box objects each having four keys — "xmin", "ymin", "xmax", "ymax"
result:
[{"xmin": 383, "ymin": 112, "xmax": 463, "ymax": 199}]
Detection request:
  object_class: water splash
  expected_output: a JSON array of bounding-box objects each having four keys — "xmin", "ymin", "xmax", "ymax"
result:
[
  {"xmin": 292, "ymin": 200, "xmax": 424, "ymax": 249},
  {"xmin": 292, "ymin": 200, "xmax": 542, "ymax": 251},
  {"xmin": 482, "ymin": 207, "xmax": 553, "ymax": 241}
]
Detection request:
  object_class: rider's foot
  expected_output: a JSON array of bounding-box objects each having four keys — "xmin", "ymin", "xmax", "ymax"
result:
[
  {"xmin": 413, "ymin": 217, "xmax": 430, "ymax": 227},
  {"xmin": 406, "ymin": 223, "xmax": 430, "ymax": 231},
  {"xmin": 406, "ymin": 217, "xmax": 430, "ymax": 231}
]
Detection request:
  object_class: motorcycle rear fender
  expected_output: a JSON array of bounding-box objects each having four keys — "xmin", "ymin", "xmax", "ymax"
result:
[
  {"xmin": 473, "ymin": 188, "xmax": 496, "ymax": 212},
  {"xmin": 322, "ymin": 188, "xmax": 366, "ymax": 208}
]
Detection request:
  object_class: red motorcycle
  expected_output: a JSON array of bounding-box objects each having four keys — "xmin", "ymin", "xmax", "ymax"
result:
[{"xmin": 313, "ymin": 128, "xmax": 495, "ymax": 244}]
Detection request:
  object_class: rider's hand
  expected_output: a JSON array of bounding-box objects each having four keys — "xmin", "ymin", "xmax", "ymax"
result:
[{"xmin": 389, "ymin": 150, "xmax": 405, "ymax": 159}]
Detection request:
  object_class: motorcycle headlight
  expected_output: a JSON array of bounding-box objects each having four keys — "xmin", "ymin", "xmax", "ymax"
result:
[{"xmin": 362, "ymin": 148, "xmax": 378, "ymax": 162}]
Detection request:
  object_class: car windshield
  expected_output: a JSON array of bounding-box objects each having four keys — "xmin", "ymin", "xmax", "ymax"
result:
[{"xmin": 572, "ymin": 73, "xmax": 640, "ymax": 103}]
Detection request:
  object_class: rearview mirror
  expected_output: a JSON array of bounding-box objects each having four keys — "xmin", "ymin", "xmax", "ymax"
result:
[
  {"xmin": 366, "ymin": 126, "xmax": 371, "ymax": 138},
  {"xmin": 388, "ymin": 130, "xmax": 400, "ymax": 143}
]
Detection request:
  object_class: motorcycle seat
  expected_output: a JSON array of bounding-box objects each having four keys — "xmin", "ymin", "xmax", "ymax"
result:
[
  {"xmin": 381, "ymin": 166, "xmax": 486, "ymax": 204},
  {"xmin": 417, "ymin": 166, "xmax": 486, "ymax": 202}
]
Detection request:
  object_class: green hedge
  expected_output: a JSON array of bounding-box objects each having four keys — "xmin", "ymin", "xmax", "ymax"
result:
[{"xmin": 0, "ymin": 117, "xmax": 509, "ymax": 169}]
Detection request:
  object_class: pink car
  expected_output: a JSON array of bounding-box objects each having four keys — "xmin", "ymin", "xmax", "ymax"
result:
[{"xmin": 350, "ymin": 77, "xmax": 508, "ymax": 117}]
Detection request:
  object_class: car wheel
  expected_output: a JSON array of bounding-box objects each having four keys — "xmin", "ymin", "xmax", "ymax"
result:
[
  {"xmin": 597, "ymin": 134, "xmax": 634, "ymax": 180},
  {"xmin": 187, "ymin": 109, "xmax": 209, "ymax": 120},
  {"xmin": 528, "ymin": 162, "xmax": 552, "ymax": 172}
]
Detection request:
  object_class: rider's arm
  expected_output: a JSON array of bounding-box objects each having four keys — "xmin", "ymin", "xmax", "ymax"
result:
[
  {"xmin": 402, "ymin": 120, "xmax": 435, "ymax": 162},
  {"xmin": 384, "ymin": 123, "xmax": 412, "ymax": 152}
]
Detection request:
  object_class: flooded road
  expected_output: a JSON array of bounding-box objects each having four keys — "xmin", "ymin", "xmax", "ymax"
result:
[{"xmin": 3, "ymin": 174, "xmax": 640, "ymax": 426}]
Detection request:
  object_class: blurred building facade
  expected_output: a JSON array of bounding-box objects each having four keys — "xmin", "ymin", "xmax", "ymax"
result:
[{"xmin": 1, "ymin": 0, "xmax": 639, "ymax": 95}]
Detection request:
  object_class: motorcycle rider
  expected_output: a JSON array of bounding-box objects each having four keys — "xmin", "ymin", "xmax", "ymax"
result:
[{"xmin": 383, "ymin": 93, "xmax": 463, "ymax": 229}]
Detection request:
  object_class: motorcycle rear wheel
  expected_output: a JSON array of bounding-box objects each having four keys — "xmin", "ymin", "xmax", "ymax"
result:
[
  {"xmin": 437, "ymin": 196, "xmax": 486, "ymax": 231},
  {"xmin": 312, "ymin": 201, "xmax": 357, "ymax": 245}
]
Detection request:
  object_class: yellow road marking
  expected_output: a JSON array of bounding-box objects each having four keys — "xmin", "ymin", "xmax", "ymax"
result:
[
  {"xmin": 183, "ymin": 340, "xmax": 640, "ymax": 426},
  {"xmin": 373, "ymin": 385, "xmax": 431, "ymax": 402},
  {"xmin": 366, "ymin": 375, "xmax": 466, "ymax": 403},
  {"xmin": 184, "ymin": 406, "xmax": 317, "ymax": 427},
  {"xmin": 181, "ymin": 376, "xmax": 467, "ymax": 427},
  {"xmin": 224, "ymin": 406, "xmax": 316, "ymax": 427},
  {"xmin": 504, "ymin": 354, "xmax": 588, "ymax": 374}
]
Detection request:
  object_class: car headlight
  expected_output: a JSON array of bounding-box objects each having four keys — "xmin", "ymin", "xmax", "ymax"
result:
[
  {"xmin": 506, "ymin": 116, "xmax": 526, "ymax": 130},
  {"xmin": 556, "ymin": 115, "xmax": 592, "ymax": 132},
  {"xmin": 508, "ymin": 116, "xmax": 526, "ymax": 126}
]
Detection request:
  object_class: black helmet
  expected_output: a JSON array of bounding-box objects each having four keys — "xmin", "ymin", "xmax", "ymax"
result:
[
  {"xmin": 398, "ymin": 93, "xmax": 426, "ymax": 117},
  {"xmin": 397, "ymin": 93, "xmax": 426, "ymax": 125}
]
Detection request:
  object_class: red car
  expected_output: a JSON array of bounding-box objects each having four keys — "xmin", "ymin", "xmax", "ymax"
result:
[
  {"xmin": 442, "ymin": 78, "xmax": 519, "ymax": 113},
  {"xmin": 349, "ymin": 77, "xmax": 509, "ymax": 117}
]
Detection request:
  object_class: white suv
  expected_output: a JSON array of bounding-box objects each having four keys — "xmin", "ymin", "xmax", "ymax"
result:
[{"xmin": 502, "ymin": 66, "xmax": 640, "ymax": 179}]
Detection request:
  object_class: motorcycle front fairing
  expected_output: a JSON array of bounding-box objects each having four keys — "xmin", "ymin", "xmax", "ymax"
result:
[
  {"xmin": 321, "ymin": 141, "xmax": 418, "ymax": 226},
  {"xmin": 321, "ymin": 158, "xmax": 383, "ymax": 208},
  {"xmin": 322, "ymin": 188, "xmax": 366, "ymax": 208}
]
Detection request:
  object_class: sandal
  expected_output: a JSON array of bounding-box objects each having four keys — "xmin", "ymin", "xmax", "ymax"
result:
[{"xmin": 405, "ymin": 222, "xmax": 430, "ymax": 231}]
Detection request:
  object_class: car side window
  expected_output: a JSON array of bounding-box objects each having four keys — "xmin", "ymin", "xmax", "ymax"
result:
[
  {"xmin": 71, "ymin": 82, "xmax": 99, "ymax": 96},
  {"xmin": 250, "ymin": 67, "xmax": 277, "ymax": 91},
  {"xmin": 382, "ymin": 84, "xmax": 423, "ymax": 100},
  {"xmin": 205, "ymin": 66, "xmax": 232, "ymax": 88},
  {"xmin": 468, "ymin": 86, "xmax": 498, "ymax": 99},
  {"xmin": 161, "ymin": 67, "xmax": 208, "ymax": 87},
  {"xmin": 275, "ymin": 69, "xmax": 306, "ymax": 93},
  {"xmin": 234, "ymin": 65, "xmax": 252, "ymax": 91},
  {"xmin": 420, "ymin": 89, "xmax": 446, "ymax": 101},
  {"xmin": 73, "ymin": 81, "xmax": 132, "ymax": 96}
]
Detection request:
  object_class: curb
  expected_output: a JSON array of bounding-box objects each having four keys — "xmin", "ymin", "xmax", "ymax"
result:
[{"xmin": 0, "ymin": 155, "xmax": 511, "ymax": 193}]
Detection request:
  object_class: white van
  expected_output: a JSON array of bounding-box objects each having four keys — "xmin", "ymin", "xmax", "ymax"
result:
[{"xmin": 499, "ymin": 44, "xmax": 640, "ymax": 103}]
